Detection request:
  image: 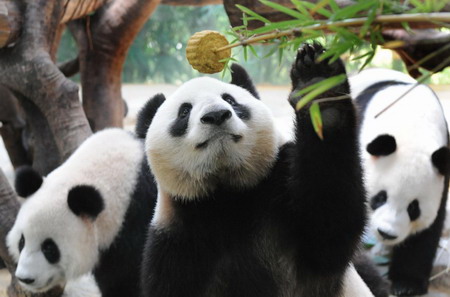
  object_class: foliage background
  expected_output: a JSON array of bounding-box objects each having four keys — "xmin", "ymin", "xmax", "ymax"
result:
[{"xmin": 57, "ymin": 4, "xmax": 450, "ymax": 85}]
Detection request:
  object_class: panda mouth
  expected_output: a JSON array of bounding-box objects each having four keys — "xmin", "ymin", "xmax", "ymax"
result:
[{"xmin": 196, "ymin": 134, "xmax": 242, "ymax": 149}]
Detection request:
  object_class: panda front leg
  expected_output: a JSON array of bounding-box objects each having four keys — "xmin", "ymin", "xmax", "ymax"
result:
[{"xmin": 288, "ymin": 43, "xmax": 366, "ymax": 282}]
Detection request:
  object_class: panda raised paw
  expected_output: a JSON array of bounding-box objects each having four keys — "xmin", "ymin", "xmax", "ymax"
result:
[{"xmin": 289, "ymin": 42, "xmax": 349, "ymax": 108}]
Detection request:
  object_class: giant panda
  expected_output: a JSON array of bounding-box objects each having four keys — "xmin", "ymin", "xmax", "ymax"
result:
[
  {"xmin": 7, "ymin": 128, "xmax": 157, "ymax": 297},
  {"xmin": 351, "ymin": 68, "xmax": 450, "ymax": 296},
  {"xmin": 137, "ymin": 43, "xmax": 376, "ymax": 297}
]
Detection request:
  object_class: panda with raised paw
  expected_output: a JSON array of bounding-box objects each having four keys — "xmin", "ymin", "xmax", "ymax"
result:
[
  {"xmin": 351, "ymin": 68, "xmax": 450, "ymax": 296},
  {"xmin": 138, "ymin": 43, "xmax": 380, "ymax": 297},
  {"xmin": 7, "ymin": 128, "xmax": 157, "ymax": 297}
]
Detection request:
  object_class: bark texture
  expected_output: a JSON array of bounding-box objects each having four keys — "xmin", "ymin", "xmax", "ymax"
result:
[{"xmin": 69, "ymin": 0, "xmax": 161, "ymax": 131}]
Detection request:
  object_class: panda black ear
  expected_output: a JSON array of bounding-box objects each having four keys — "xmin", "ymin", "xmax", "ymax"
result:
[
  {"xmin": 366, "ymin": 134, "xmax": 397, "ymax": 156},
  {"xmin": 68, "ymin": 185, "xmax": 104, "ymax": 220},
  {"xmin": 14, "ymin": 166, "xmax": 43, "ymax": 198},
  {"xmin": 432, "ymin": 146, "xmax": 450, "ymax": 175},
  {"xmin": 230, "ymin": 64, "xmax": 259, "ymax": 99},
  {"xmin": 135, "ymin": 94, "xmax": 166, "ymax": 139}
]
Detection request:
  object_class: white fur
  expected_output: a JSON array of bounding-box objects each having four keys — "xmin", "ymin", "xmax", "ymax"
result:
[
  {"xmin": 7, "ymin": 128, "xmax": 143, "ymax": 292},
  {"xmin": 351, "ymin": 69, "xmax": 448, "ymax": 245},
  {"xmin": 146, "ymin": 77, "xmax": 281, "ymax": 207},
  {"xmin": 342, "ymin": 265, "xmax": 374, "ymax": 297}
]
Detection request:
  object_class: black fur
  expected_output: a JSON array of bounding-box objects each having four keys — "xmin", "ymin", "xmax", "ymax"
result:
[
  {"xmin": 230, "ymin": 64, "xmax": 259, "ymax": 99},
  {"xmin": 141, "ymin": 43, "xmax": 366, "ymax": 297},
  {"xmin": 407, "ymin": 199, "xmax": 420, "ymax": 221},
  {"xmin": 366, "ymin": 134, "xmax": 397, "ymax": 156},
  {"xmin": 135, "ymin": 94, "xmax": 166, "ymax": 139},
  {"xmin": 353, "ymin": 251, "xmax": 390, "ymax": 297},
  {"xmin": 170, "ymin": 103, "xmax": 192, "ymax": 137},
  {"xmin": 370, "ymin": 190, "xmax": 388, "ymax": 210},
  {"xmin": 67, "ymin": 185, "xmax": 104, "ymax": 220},
  {"xmin": 432, "ymin": 146, "xmax": 450, "ymax": 175},
  {"xmin": 14, "ymin": 166, "xmax": 43, "ymax": 198},
  {"xmin": 94, "ymin": 159, "xmax": 157, "ymax": 297},
  {"xmin": 222, "ymin": 93, "xmax": 251, "ymax": 121}
]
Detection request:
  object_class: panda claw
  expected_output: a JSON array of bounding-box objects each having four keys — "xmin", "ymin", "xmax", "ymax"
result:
[{"xmin": 289, "ymin": 42, "xmax": 349, "ymax": 108}]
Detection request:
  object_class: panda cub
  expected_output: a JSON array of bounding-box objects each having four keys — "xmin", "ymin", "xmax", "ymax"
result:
[
  {"xmin": 139, "ymin": 43, "xmax": 370, "ymax": 297},
  {"xmin": 7, "ymin": 128, "xmax": 157, "ymax": 297},
  {"xmin": 352, "ymin": 68, "xmax": 450, "ymax": 296}
]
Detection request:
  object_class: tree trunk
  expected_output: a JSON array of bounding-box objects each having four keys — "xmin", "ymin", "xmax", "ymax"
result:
[
  {"xmin": 162, "ymin": 0, "xmax": 222, "ymax": 5},
  {"xmin": 0, "ymin": 0, "xmax": 92, "ymax": 173},
  {"xmin": 69, "ymin": 0, "xmax": 161, "ymax": 131}
]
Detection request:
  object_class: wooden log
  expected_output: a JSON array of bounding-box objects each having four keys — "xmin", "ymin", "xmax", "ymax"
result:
[
  {"xmin": 162, "ymin": 0, "xmax": 222, "ymax": 5},
  {"xmin": 0, "ymin": 0, "xmax": 107, "ymax": 48},
  {"xmin": 0, "ymin": 0, "xmax": 22, "ymax": 48}
]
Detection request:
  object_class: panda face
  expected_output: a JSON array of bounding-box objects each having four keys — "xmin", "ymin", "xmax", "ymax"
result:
[
  {"xmin": 7, "ymin": 184, "xmax": 100, "ymax": 292},
  {"xmin": 7, "ymin": 129, "xmax": 143, "ymax": 293},
  {"xmin": 146, "ymin": 77, "xmax": 279, "ymax": 199},
  {"xmin": 366, "ymin": 148, "xmax": 445, "ymax": 245}
]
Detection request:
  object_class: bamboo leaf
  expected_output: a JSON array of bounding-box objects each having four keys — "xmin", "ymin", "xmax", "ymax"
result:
[
  {"xmin": 309, "ymin": 0, "xmax": 331, "ymax": 17},
  {"xmin": 295, "ymin": 74, "xmax": 347, "ymax": 110},
  {"xmin": 310, "ymin": 102, "xmax": 324, "ymax": 140},
  {"xmin": 260, "ymin": 0, "xmax": 309, "ymax": 20},
  {"xmin": 249, "ymin": 44, "xmax": 259, "ymax": 58},
  {"xmin": 236, "ymin": 4, "xmax": 271, "ymax": 23},
  {"xmin": 252, "ymin": 20, "xmax": 305, "ymax": 35},
  {"xmin": 359, "ymin": 6, "xmax": 378, "ymax": 38},
  {"xmin": 328, "ymin": 0, "xmax": 340, "ymax": 13},
  {"xmin": 290, "ymin": 0, "xmax": 312, "ymax": 18},
  {"xmin": 331, "ymin": 0, "xmax": 377, "ymax": 21},
  {"xmin": 300, "ymin": 1, "xmax": 332, "ymax": 18}
]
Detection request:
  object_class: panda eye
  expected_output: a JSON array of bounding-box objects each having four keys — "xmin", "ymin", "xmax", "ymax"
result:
[
  {"xmin": 41, "ymin": 238, "xmax": 60, "ymax": 264},
  {"xmin": 178, "ymin": 103, "xmax": 192, "ymax": 118},
  {"xmin": 222, "ymin": 94, "xmax": 236, "ymax": 106},
  {"xmin": 19, "ymin": 234, "xmax": 25, "ymax": 252},
  {"xmin": 370, "ymin": 190, "xmax": 387, "ymax": 210},
  {"xmin": 407, "ymin": 199, "xmax": 421, "ymax": 221}
]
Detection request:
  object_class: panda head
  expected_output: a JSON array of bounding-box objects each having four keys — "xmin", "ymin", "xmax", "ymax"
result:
[
  {"xmin": 143, "ymin": 65, "xmax": 280, "ymax": 199},
  {"xmin": 366, "ymin": 134, "xmax": 450, "ymax": 245},
  {"xmin": 7, "ymin": 166, "xmax": 104, "ymax": 293}
]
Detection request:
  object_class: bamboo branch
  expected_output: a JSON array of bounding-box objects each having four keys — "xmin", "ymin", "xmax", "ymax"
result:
[{"xmin": 216, "ymin": 12, "xmax": 450, "ymax": 53}]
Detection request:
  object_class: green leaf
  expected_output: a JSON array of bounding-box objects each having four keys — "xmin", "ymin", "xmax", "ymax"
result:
[
  {"xmin": 260, "ymin": 0, "xmax": 309, "ymax": 20},
  {"xmin": 236, "ymin": 4, "xmax": 271, "ymax": 23},
  {"xmin": 310, "ymin": 102, "xmax": 324, "ymax": 140},
  {"xmin": 248, "ymin": 44, "xmax": 259, "ymax": 58},
  {"xmin": 359, "ymin": 6, "xmax": 378, "ymax": 38},
  {"xmin": 300, "ymin": 1, "xmax": 332, "ymax": 18},
  {"xmin": 328, "ymin": 0, "xmax": 340, "ymax": 13},
  {"xmin": 290, "ymin": 0, "xmax": 312, "ymax": 18},
  {"xmin": 295, "ymin": 74, "xmax": 347, "ymax": 110},
  {"xmin": 252, "ymin": 20, "xmax": 305, "ymax": 35},
  {"xmin": 331, "ymin": 0, "xmax": 377, "ymax": 21}
]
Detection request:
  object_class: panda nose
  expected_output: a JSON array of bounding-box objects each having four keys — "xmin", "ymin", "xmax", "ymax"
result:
[
  {"xmin": 17, "ymin": 277, "xmax": 35, "ymax": 284},
  {"xmin": 377, "ymin": 228, "xmax": 398, "ymax": 240},
  {"xmin": 201, "ymin": 110, "xmax": 232, "ymax": 126}
]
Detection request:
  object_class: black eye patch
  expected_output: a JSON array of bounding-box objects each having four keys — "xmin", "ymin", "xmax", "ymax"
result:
[
  {"xmin": 407, "ymin": 199, "xmax": 421, "ymax": 221},
  {"xmin": 19, "ymin": 234, "xmax": 25, "ymax": 252},
  {"xmin": 370, "ymin": 190, "xmax": 387, "ymax": 210},
  {"xmin": 221, "ymin": 93, "xmax": 251, "ymax": 121},
  {"xmin": 41, "ymin": 238, "xmax": 60, "ymax": 264},
  {"xmin": 170, "ymin": 103, "xmax": 192, "ymax": 137}
]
